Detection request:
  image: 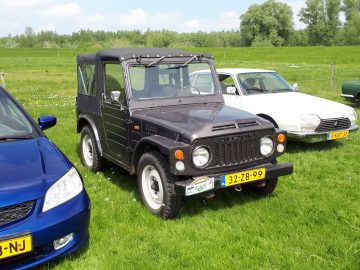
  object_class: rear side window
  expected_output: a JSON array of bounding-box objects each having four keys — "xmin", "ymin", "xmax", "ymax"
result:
[{"xmin": 78, "ymin": 64, "xmax": 96, "ymax": 96}]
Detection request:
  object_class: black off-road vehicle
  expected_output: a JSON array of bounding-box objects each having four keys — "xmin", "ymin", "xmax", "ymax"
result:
[{"xmin": 76, "ymin": 48, "xmax": 293, "ymax": 219}]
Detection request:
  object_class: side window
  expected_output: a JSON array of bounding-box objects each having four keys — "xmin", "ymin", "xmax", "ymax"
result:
[
  {"xmin": 219, "ymin": 74, "xmax": 237, "ymax": 94},
  {"xmin": 78, "ymin": 64, "xmax": 96, "ymax": 96},
  {"xmin": 193, "ymin": 74, "xmax": 214, "ymax": 94},
  {"xmin": 105, "ymin": 63, "xmax": 126, "ymax": 104}
]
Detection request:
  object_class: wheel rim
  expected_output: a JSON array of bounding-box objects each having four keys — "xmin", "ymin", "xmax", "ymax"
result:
[
  {"xmin": 141, "ymin": 165, "xmax": 164, "ymax": 210},
  {"xmin": 82, "ymin": 134, "xmax": 94, "ymax": 167}
]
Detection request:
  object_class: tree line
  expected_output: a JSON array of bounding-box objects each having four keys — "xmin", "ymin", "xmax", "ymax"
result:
[{"xmin": 1, "ymin": 0, "xmax": 360, "ymax": 48}]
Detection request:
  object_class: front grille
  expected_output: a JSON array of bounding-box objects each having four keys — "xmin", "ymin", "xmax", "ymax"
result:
[
  {"xmin": 193, "ymin": 132, "xmax": 263, "ymax": 168},
  {"xmin": 315, "ymin": 118, "xmax": 351, "ymax": 133},
  {"xmin": 0, "ymin": 201, "xmax": 34, "ymax": 227}
]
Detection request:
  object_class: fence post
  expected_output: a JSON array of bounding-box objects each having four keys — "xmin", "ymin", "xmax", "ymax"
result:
[
  {"xmin": 0, "ymin": 72, "xmax": 5, "ymax": 88},
  {"xmin": 329, "ymin": 63, "xmax": 334, "ymax": 91}
]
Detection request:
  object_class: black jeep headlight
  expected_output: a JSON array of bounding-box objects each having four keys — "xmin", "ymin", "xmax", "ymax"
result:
[
  {"xmin": 260, "ymin": 136, "xmax": 274, "ymax": 157},
  {"xmin": 192, "ymin": 147, "xmax": 210, "ymax": 168}
]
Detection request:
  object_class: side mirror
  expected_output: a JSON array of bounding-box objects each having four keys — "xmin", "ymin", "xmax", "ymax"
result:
[
  {"xmin": 292, "ymin": 83, "xmax": 299, "ymax": 91},
  {"xmin": 226, "ymin": 86, "xmax": 237, "ymax": 94},
  {"xmin": 38, "ymin": 115, "xmax": 57, "ymax": 130},
  {"xmin": 111, "ymin": 91, "xmax": 121, "ymax": 104}
]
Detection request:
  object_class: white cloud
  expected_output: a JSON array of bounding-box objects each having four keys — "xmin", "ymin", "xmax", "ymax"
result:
[
  {"xmin": 118, "ymin": 9, "xmax": 149, "ymax": 27},
  {"xmin": 0, "ymin": 0, "xmax": 51, "ymax": 9},
  {"xmin": 36, "ymin": 23, "xmax": 55, "ymax": 33},
  {"xmin": 182, "ymin": 19, "xmax": 202, "ymax": 31},
  {"xmin": 217, "ymin": 11, "xmax": 240, "ymax": 30},
  {"xmin": 39, "ymin": 3, "xmax": 83, "ymax": 18},
  {"xmin": 86, "ymin": 14, "xmax": 105, "ymax": 24}
]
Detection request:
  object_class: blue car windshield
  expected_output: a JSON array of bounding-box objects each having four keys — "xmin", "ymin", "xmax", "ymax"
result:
[{"xmin": 0, "ymin": 93, "xmax": 35, "ymax": 139}]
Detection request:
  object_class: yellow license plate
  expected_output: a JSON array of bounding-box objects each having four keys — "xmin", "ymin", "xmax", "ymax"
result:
[
  {"xmin": 221, "ymin": 168, "xmax": 266, "ymax": 188},
  {"xmin": 0, "ymin": 234, "xmax": 32, "ymax": 261},
  {"xmin": 327, "ymin": 130, "xmax": 349, "ymax": 140}
]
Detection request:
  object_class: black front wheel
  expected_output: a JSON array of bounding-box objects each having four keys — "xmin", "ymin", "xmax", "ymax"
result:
[{"xmin": 137, "ymin": 151, "xmax": 183, "ymax": 219}]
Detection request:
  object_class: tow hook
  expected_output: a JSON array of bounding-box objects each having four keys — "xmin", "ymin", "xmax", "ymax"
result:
[
  {"xmin": 201, "ymin": 191, "xmax": 215, "ymax": 200},
  {"xmin": 234, "ymin": 185, "xmax": 242, "ymax": 192},
  {"xmin": 256, "ymin": 181, "xmax": 266, "ymax": 188}
]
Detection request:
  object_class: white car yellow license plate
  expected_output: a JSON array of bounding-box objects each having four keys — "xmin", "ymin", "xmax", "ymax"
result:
[{"xmin": 327, "ymin": 130, "xmax": 349, "ymax": 140}]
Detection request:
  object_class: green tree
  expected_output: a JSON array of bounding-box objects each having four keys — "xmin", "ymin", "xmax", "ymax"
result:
[
  {"xmin": 343, "ymin": 0, "xmax": 360, "ymax": 21},
  {"xmin": 240, "ymin": 0, "xmax": 294, "ymax": 47},
  {"xmin": 299, "ymin": 0, "xmax": 341, "ymax": 45}
]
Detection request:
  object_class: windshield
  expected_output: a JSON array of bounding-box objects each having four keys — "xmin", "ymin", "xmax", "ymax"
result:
[
  {"xmin": 129, "ymin": 62, "xmax": 217, "ymax": 100},
  {"xmin": 0, "ymin": 92, "xmax": 35, "ymax": 140},
  {"xmin": 237, "ymin": 72, "xmax": 294, "ymax": 95}
]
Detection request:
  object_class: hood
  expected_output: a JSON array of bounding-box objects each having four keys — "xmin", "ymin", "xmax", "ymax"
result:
[
  {"xmin": 242, "ymin": 92, "xmax": 353, "ymax": 119},
  {"xmin": 0, "ymin": 137, "xmax": 71, "ymax": 207},
  {"xmin": 132, "ymin": 103, "xmax": 274, "ymax": 143}
]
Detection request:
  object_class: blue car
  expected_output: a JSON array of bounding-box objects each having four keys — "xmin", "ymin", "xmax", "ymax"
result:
[{"xmin": 0, "ymin": 86, "xmax": 90, "ymax": 269}]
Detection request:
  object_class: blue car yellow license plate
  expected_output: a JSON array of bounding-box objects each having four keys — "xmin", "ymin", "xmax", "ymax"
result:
[
  {"xmin": 0, "ymin": 234, "xmax": 32, "ymax": 261},
  {"xmin": 221, "ymin": 168, "xmax": 266, "ymax": 188}
]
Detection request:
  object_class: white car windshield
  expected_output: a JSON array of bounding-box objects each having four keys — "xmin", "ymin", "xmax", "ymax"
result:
[
  {"xmin": 237, "ymin": 72, "xmax": 294, "ymax": 95},
  {"xmin": 0, "ymin": 93, "xmax": 34, "ymax": 140},
  {"xmin": 129, "ymin": 62, "xmax": 216, "ymax": 100}
]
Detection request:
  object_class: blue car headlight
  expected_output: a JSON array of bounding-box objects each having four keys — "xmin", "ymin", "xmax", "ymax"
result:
[{"xmin": 43, "ymin": 167, "xmax": 83, "ymax": 212}]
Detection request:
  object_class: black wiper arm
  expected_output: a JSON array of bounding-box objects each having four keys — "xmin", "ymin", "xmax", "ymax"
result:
[{"xmin": 0, "ymin": 135, "xmax": 33, "ymax": 141}]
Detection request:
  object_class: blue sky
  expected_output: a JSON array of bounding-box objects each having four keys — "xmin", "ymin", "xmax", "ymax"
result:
[{"xmin": 0, "ymin": 0, "xmax": 305, "ymax": 37}]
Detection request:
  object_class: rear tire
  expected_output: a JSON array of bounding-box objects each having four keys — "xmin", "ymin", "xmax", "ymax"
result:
[
  {"xmin": 80, "ymin": 126, "xmax": 103, "ymax": 172},
  {"xmin": 137, "ymin": 151, "xmax": 183, "ymax": 219}
]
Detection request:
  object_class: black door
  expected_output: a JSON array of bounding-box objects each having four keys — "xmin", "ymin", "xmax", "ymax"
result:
[{"xmin": 101, "ymin": 62, "xmax": 131, "ymax": 167}]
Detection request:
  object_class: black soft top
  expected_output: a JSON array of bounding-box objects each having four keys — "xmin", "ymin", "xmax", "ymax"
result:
[{"xmin": 77, "ymin": 48, "xmax": 213, "ymax": 64}]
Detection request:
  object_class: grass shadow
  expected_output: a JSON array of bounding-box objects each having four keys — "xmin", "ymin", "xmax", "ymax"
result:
[
  {"xmin": 38, "ymin": 242, "xmax": 89, "ymax": 270},
  {"xmin": 285, "ymin": 140, "xmax": 343, "ymax": 154},
  {"xmin": 181, "ymin": 187, "xmax": 272, "ymax": 217}
]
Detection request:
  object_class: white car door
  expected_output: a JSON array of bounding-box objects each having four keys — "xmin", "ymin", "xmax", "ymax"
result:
[{"xmin": 218, "ymin": 73, "xmax": 243, "ymax": 109}]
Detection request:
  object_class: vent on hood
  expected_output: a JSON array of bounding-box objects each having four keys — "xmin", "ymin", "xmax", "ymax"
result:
[
  {"xmin": 212, "ymin": 123, "xmax": 236, "ymax": 132},
  {"xmin": 237, "ymin": 121, "xmax": 259, "ymax": 128}
]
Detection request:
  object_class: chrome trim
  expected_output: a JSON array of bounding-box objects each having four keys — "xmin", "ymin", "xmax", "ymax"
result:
[
  {"xmin": 340, "ymin": 94, "xmax": 355, "ymax": 98},
  {"xmin": 287, "ymin": 125, "xmax": 359, "ymax": 143}
]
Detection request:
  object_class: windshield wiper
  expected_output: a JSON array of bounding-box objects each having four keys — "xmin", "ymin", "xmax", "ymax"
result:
[
  {"xmin": 147, "ymin": 56, "xmax": 165, "ymax": 67},
  {"xmin": 272, "ymin": 89, "xmax": 293, "ymax": 93},
  {"xmin": 0, "ymin": 135, "xmax": 33, "ymax": 141},
  {"xmin": 182, "ymin": 55, "xmax": 198, "ymax": 67}
]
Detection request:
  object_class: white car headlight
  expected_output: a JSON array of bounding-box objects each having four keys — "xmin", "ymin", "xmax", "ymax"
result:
[
  {"xmin": 193, "ymin": 147, "xmax": 210, "ymax": 167},
  {"xmin": 347, "ymin": 109, "xmax": 357, "ymax": 125},
  {"xmin": 260, "ymin": 136, "xmax": 274, "ymax": 156},
  {"xmin": 300, "ymin": 114, "xmax": 321, "ymax": 132},
  {"xmin": 43, "ymin": 167, "xmax": 83, "ymax": 212}
]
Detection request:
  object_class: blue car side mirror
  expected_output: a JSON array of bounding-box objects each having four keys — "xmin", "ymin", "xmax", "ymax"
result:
[{"xmin": 38, "ymin": 116, "xmax": 57, "ymax": 130}]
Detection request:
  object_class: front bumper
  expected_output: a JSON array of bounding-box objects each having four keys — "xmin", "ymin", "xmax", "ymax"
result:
[
  {"xmin": 0, "ymin": 191, "xmax": 90, "ymax": 270},
  {"xmin": 287, "ymin": 125, "xmax": 359, "ymax": 143},
  {"xmin": 175, "ymin": 162, "xmax": 293, "ymax": 196},
  {"xmin": 340, "ymin": 94, "xmax": 356, "ymax": 102}
]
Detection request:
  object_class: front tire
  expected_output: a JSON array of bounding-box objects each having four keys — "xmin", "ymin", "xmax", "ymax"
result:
[
  {"xmin": 80, "ymin": 126, "xmax": 103, "ymax": 172},
  {"xmin": 137, "ymin": 151, "xmax": 183, "ymax": 219}
]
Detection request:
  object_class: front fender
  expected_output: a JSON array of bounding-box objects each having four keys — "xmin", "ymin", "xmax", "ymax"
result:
[{"xmin": 132, "ymin": 135, "xmax": 188, "ymax": 174}]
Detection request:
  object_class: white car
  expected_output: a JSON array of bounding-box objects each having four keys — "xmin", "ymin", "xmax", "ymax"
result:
[{"xmin": 190, "ymin": 68, "xmax": 358, "ymax": 143}]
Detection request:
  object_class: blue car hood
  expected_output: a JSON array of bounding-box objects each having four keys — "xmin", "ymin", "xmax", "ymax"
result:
[{"xmin": 0, "ymin": 137, "xmax": 71, "ymax": 207}]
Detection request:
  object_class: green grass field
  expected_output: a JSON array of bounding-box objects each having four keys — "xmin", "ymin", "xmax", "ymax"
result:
[{"xmin": 1, "ymin": 47, "xmax": 359, "ymax": 270}]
